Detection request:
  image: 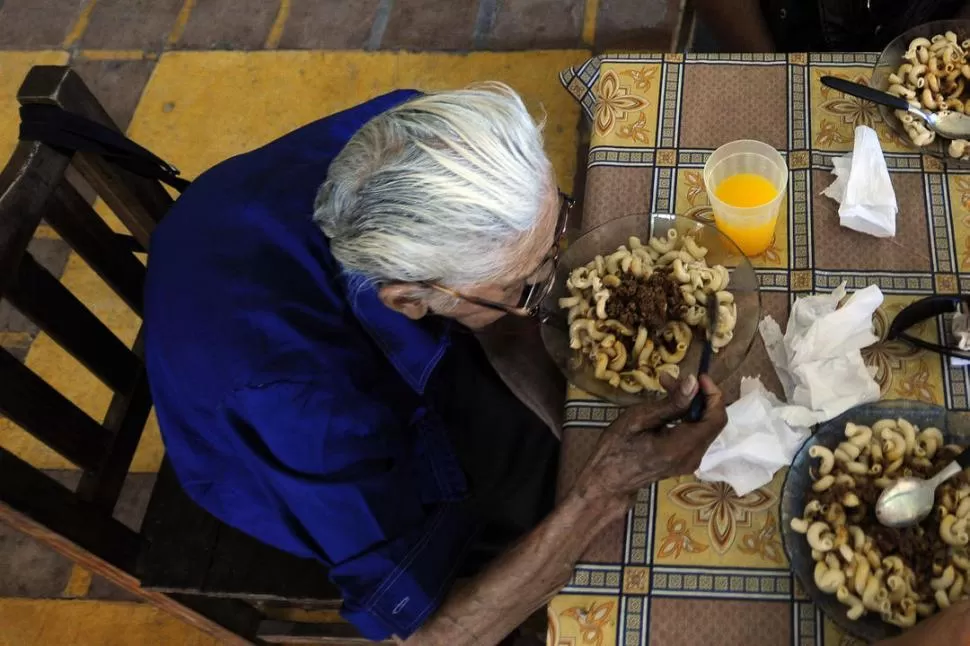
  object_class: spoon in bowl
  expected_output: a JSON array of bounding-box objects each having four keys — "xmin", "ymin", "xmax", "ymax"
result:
[
  {"xmin": 820, "ymin": 76, "xmax": 970, "ymax": 140},
  {"xmin": 876, "ymin": 449, "xmax": 970, "ymax": 528}
]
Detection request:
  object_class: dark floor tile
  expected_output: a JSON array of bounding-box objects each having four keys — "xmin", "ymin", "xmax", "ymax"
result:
[
  {"xmin": 70, "ymin": 59, "xmax": 156, "ymax": 131},
  {"xmin": 381, "ymin": 0, "xmax": 478, "ymax": 50},
  {"xmin": 0, "ymin": 525, "xmax": 75, "ymax": 596},
  {"xmin": 279, "ymin": 0, "xmax": 382, "ymax": 49},
  {"xmin": 178, "ymin": 0, "xmax": 278, "ymax": 49},
  {"xmin": 486, "ymin": 0, "xmax": 583, "ymax": 50},
  {"xmin": 79, "ymin": 0, "xmax": 184, "ymax": 50},
  {"xmin": 112, "ymin": 472, "xmax": 157, "ymax": 532},
  {"xmin": 595, "ymin": 0, "xmax": 679, "ymax": 51},
  {"xmin": 84, "ymin": 473, "xmax": 156, "ymax": 600},
  {"xmin": 2, "ymin": 340, "xmax": 30, "ymax": 363},
  {"xmin": 66, "ymin": 166, "xmax": 99, "ymax": 205},
  {"xmin": 0, "ymin": 300, "xmax": 36, "ymax": 337},
  {"xmin": 0, "ymin": 471, "xmax": 80, "ymax": 598},
  {"xmin": 28, "ymin": 236, "xmax": 72, "ymax": 279},
  {"xmin": 0, "ymin": 0, "xmax": 81, "ymax": 49},
  {"xmin": 47, "ymin": 469, "xmax": 83, "ymax": 491},
  {"xmin": 86, "ymin": 574, "xmax": 143, "ymax": 601}
]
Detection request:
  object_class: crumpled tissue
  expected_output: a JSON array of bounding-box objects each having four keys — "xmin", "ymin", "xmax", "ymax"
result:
[
  {"xmin": 821, "ymin": 125, "xmax": 897, "ymax": 238},
  {"xmin": 954, "ymin": 309, "xmax": 970, "ymax": 352},
  {"xmin": 950, "ymin": 308, "xmax": 970, "ymax": 367},
  {"xmin": 695, "ymin": 378, "xmax": 809, "ymax": 496},
  {"xmin": 695, "ymin": 282, "xmax": 883, "ymax": 496}
]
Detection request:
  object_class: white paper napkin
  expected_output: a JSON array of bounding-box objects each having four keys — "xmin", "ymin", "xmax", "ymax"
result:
[
  {"xmin": 696, "ymin": 378, "xmax": 810, "ymax": 496},
  {"xmin": 695, "ymin": 283, "xmax": 883, "ymax": 496},
  {"xmin": 821, "ymin": 125, "xmax": 897, "ymax": 238}
]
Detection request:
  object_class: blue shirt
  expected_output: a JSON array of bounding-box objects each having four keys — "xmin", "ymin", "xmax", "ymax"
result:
[{"xmin": 144, "ymin": 91, "xmax": 481, "ymax": 639}]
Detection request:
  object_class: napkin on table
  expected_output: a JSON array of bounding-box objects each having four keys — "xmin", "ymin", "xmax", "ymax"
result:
[
  {"xmin": 695, "ymin": 377, "xmax": 809, "ymax": 497},
  {"xmin": 695, "ymin": 282, "xmax": 884, "ymax": 496},
  {"xmin": 821, "ymin": 125, "xmax": 897, "ymax": 238}
]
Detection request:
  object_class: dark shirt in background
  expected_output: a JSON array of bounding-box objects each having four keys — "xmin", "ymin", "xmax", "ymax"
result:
[{"xmin": 761, "ymin": 0, "xmax": 968, "ymax": 52}]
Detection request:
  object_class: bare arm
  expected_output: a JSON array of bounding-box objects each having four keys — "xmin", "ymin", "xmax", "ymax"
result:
[
  {"xmin": 398, "ymin": 486, "xmax": 625, "ymax": 645},
  {"xmin": 399, "ymin": 376, "xmax": 727, "ymax": 646},
  {"xmin": 693, "ymin": 0, "xmax": 775, "ymax": 52}
]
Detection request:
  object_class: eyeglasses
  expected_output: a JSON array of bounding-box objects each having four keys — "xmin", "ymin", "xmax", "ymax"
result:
[{"xmin": 424, "ymin": 191, "xmax": 575, "ymax": 318}]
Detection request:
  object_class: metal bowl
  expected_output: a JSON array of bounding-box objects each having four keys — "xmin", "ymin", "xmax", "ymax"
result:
[
  {"xmin": 539, "ymin": 213, "xmax": 761, "ymax": 406},
  {"xmin": 781, "ymin": 400, "xmax": 970, "ymax": 642},
  {"xmin": 871, "ymin": 19, "xmax": 970, "ymax": 162}
]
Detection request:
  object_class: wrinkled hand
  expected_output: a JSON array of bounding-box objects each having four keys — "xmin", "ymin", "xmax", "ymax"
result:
[
  {"xmin": 574, "ymin": 374, "xmax": 728, "ymax": 506},
  {"xmin": 878, "ymin": 601, "xmax": 970, "ymax": 646}
]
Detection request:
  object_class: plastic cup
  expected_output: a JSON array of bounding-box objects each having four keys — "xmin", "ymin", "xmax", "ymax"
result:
[{"xmin": 703, "ymin": 140, "xmax": 788, "ymax": 257}]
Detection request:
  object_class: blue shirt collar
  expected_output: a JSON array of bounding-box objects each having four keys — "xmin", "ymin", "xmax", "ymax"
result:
[{"xmin": 340, "ymin": 273, "xmax": 450, "ymax": 395}]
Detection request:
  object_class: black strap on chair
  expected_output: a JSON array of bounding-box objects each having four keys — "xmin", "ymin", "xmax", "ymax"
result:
[{"xmin": 18, "ymin": 103, "xmax": 190, "ymax": 192}]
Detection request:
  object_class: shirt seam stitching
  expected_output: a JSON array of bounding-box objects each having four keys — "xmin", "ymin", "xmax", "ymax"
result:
[
  {"xmin": 362, "ymin": 505, "xmax": 449, "ymax": 608},
  {"xmin": 401, "ymin": 527, "xmax": 479, "ymax": 633}
]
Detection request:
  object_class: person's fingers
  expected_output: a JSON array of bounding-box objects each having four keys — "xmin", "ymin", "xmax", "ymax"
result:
[
  {"xmin": 699, "ymin": 375, "xmax": 728, "ymax": 427},
  {"xmin": 660, "ymin": 373, "xmax": 697, "ymax": 409},
  {"xmin": 618, "ymin": 393, "xmax": 691, "ymax": 435}
]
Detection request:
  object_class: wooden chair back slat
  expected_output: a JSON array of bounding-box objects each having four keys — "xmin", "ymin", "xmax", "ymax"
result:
[
  {"xmin": 1, "ymin": 65, "xmax": 354, "ymax": 644},
  {"xmin": 72, "ymin": 155, "xmax": 168, "ymax": 249},
  {"xmin": 0, "ymin": 141, "xmax": 70, "ymax": 291},
  {"xmin": 76, "ymin": 342, "xmax": 153, "ymax": 510},
  {"xmin": 18, "ymin": 66, "xmax": 173, "ymax": 249},
  {"xmin": 0, "ymin": 445, "xmax": 140, "ymax": 573},
  {"xmin": 0, "ymin": 348, "xmax": 112, "ymax": 470},
  {"xmin": 45, "ymin": 180, "xmax": 146, "ymax": 315},
  {"xmin": 5, "ymin": 253, "xmax": 140, "ymax": 393}
]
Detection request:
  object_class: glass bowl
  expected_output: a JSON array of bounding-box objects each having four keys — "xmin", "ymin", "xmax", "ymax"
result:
[
  {"xmin": 781, "ymin": 400, "xmax": 970, "ymax": 642},
  {"xmin": 539, "ymin": 213, "xmax": 761, "ymax": 406},
  {"xmin": 871, "ymin": 19, "xmax": 970, "ymax": 163}
]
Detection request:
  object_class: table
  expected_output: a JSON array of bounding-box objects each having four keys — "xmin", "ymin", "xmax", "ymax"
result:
[{"xmin": 549, "ymin": 51, "xmax": 970, "ymax": 646}]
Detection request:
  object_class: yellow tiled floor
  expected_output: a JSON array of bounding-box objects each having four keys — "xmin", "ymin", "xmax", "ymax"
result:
[
  {"xmin": 0, "ymin": 48, "xmax": 587, "ymax": 643},
  {"xmin": 0, "ymin": 600, "xmax": 222, "ymax": 646}
]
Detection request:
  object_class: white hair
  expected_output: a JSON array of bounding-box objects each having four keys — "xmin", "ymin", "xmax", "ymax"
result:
[{"xmin": 313, "ymin": 83, "xmax": 552, "ymax": 287}]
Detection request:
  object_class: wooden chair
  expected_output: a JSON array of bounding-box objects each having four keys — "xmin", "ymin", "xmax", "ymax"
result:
[{"xmin": 0, "ymin": 66, "xmax": 382, "ymax": 645}]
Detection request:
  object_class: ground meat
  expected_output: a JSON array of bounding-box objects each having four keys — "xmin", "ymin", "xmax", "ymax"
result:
[
  {"xmin": 812, "ymin": 444, "xmax": 966, "ymax": 599},
  {"xmin": 604, "ymin": 271, "xmax": 685, "ymax": 335}
]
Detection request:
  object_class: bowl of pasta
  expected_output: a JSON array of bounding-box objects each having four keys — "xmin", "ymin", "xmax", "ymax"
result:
[
  {"xmin": 872, "ymin": 20, "xmax": 970, "ymax": 161},
  {"xmin": 539, "ymin": 212, "xmax": 761, "ymax": 406},
  {"xmin": 782, "ymin": 401, "xmax": 970, "ymax": 642}
]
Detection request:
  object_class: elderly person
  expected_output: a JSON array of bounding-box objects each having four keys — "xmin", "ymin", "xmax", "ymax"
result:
[{"xmin": 144, "ymin": 83, "xmax": 727, "ymax": 645}]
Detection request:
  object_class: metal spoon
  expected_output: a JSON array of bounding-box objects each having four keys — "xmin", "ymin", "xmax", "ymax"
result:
[
  {"xmin": 820, "ymin": 76, "xmax": 970, "ymax": 140},
  {"xmin": 876, "ymin": 449, "xmax": 970, "ymax": 527}
]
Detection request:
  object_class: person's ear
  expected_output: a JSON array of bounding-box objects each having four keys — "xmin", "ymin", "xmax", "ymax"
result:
[{"xmin": 378, "ymin": 283, "xmax": 430, "ymax": 320}]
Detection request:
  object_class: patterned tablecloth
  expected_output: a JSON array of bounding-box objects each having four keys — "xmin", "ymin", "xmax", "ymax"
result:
[{"xmin": 548, "ymin": 51, "xmax": 970, "ymax": 646}]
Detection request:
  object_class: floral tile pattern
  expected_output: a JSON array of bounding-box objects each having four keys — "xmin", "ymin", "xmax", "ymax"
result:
[
  {"xmin": 589, "ymin": 63, "xmax": 662, "ymax": 148},
  {"xmin": 554, "ymin": 52, "xmax": 960, "ymax": 646},
  {"xmin": 654, "ymin": 472, "xmax": 786, "ymax": 568},
  {"xmin": 808, "ymin": 66, "xmax": 910, "ymax": 153},
  {"xmin": 673, "ymin": 168, "xmax": 790, "ymax": 269},
  {"xmin": 548, "ymin": 595, "xmax": 619, "ymax": 646}
]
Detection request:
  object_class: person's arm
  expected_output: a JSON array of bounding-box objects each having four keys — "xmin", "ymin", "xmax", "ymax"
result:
[
  {"xmin": 400, "ymin": 376, "xmax": 728, "ymax": 645},
  {"xmin": 693, "ymin": 0, "xmax": 776, "ymax": 52},
  {"xmin": 214, "ymin": 379, "xmax": 482, "ymax": 640}
]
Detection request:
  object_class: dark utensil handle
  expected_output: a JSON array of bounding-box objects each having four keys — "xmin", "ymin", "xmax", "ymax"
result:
[
  {"xmin": 957, "ymin": 447, "xmax": 970, "ymax": 471},
  {"xmin": 686, "ymin": 342, "xmax": 713, "ymax": 422},
  {"xmin": 820, "ymin": 76, "xmax": 911, "ymax": 112}
]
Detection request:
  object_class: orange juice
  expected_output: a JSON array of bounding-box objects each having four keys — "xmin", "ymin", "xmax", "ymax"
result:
[{"xmin": 713, "ymin": 173, "xmax": 780, "ymax": 255}]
